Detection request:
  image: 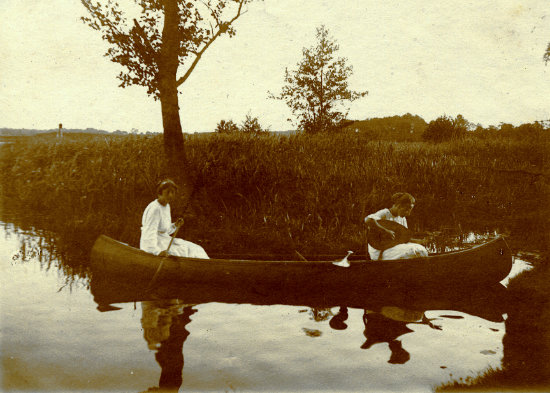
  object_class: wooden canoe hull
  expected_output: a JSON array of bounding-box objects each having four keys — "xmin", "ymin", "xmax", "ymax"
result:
[{"xmin": 90, "ymin": 235, "xmax": 513, "ymax": 292}]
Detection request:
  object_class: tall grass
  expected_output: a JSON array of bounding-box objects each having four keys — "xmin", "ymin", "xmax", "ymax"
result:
[{"xmin": 1, "ymin": 132, "xmax": 548, "ymax": 258}]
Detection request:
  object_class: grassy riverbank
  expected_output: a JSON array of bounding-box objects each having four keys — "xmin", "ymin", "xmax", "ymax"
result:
[{"xmin": 1, "ymin": 131, "xmax": 548, "ymax": 257}]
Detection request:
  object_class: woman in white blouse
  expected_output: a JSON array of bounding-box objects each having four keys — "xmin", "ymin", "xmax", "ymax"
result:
[
  {"xmin": 140, "ymin": 179, "xmax": 209, "ymax": 258},
  {"xmin": 364, "ymin": 192, "xmax": 428, "ymax": 260}
]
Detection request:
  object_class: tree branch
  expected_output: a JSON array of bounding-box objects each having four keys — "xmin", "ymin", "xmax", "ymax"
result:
[
  {"xmin": 199, "ymin": 0, "xmax": 222, "ymax": 27},
  {"xmin": 176, "ymin": 0, "xmax": 246, "ymax": 87},
  {"xmin": 133, "ymin": 19, "xmax": 158, "ymax": 63}
]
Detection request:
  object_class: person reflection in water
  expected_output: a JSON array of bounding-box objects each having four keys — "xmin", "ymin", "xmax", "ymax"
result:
[
  {"xmin": 140, "ymin": 299, "xmax": 197, "ymax": 392},
  {"xmin": 329, "ymin": 306, "xmax": 441, "ymax": 364}
]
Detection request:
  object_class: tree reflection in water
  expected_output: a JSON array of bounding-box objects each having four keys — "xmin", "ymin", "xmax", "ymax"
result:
[
  {"xmin": 140, "ymin": 300, "xmax": 196, "ymax": 393},
  {"xmin": 330, "ymin": 306, "xmax": 442, "ymax": 365}
]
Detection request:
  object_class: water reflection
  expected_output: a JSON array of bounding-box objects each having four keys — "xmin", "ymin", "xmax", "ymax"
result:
[
  {"xmin": 363, "ymin": 307, "xmax": 441, "ymax": 364},
  {"xmin": 1, "ymin": 221, "xmax": 90, "ymax": 290},
  {"xmin": 329, "ymin": 306, "xmax": 443, "ymax": 365},
  {"xmin": 140, "ymin": 300, "xmax": 196, "ymax": 392},
  {"xmin": 87, "ymin": 267, "xmax": 513, "ymax": 390},
  {"xmin": 1, "ymin": 219, "xmax": 542, "ymax": 391}
]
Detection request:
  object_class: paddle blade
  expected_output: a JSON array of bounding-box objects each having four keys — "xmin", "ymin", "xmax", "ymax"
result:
[
  {"xmin": 332, "ymin": 251, "xmax": 353, "ymax": 268},
  {"xmin": 332, "ymin": 259, "xmax": 350, "ymax": 268}
]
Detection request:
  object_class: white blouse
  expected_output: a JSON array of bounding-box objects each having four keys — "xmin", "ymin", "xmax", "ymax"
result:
[
  {"xmin": 364, "ymin": 208, "xmax": 408, "ymax": 260},
  {"xmin": 140, "ymin": 199, "xmax": 176, "ymax": 255}
]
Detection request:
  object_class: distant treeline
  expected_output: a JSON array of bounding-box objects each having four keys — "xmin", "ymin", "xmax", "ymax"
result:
[
  {"xmin": 343, "ymin": 113, "xmax": 428, "ymax": 141},
  {"xmin": 0, "ymin": 127, "xmax": 143, "ymax": 136},
  {"xmin": 344, "ymin": 113, "xmax": 549, "ymax": 142},
  {"xmin": 2, "ymin": 114, "xmax": 548, "ymax": 141}
]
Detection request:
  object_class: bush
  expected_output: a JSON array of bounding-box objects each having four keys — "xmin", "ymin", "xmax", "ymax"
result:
[
  {"xmin": 240, "ymin": 113, "xmax": 268, "ymax": 134},
  {"xmin": 215, "ymin": 119, "xmax": 240, "ymax": 134},
  {"xmin": 423, "ymin": 115, "xmax": 467, "ymax": 142}
]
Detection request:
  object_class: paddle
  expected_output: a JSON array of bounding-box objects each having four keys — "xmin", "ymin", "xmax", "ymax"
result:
[
  {"xmin": 332, "ymin": 250, "xmax": 353, "ymax": 267},
  {"xmin": 164, "ymin": 218, "xmax": 184, "ymax": 255},
  {"xmin": 145, "ymin": 221, "xmax": 183, "ymax": 292},
  {"xmin": 145, "ymin": 173, "xmax": 202, "ymax": 291},
  {"xmin": 367, "ymin": 219, "xmax": 412, "ymax": 251}
]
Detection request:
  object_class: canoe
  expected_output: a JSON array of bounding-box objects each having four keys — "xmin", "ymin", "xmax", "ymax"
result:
[{"xmin": 90, "ymin": 235, "xmax": 513, "ymax": 291}]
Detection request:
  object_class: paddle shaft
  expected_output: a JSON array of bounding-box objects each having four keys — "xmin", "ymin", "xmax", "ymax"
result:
[
  {"xmin": 165, "ymin": 222, "xmax": 182, "ymax": 254},
  {"xmin": 145, "ymin": 223, "xmax": 182, "ymax": 292}
]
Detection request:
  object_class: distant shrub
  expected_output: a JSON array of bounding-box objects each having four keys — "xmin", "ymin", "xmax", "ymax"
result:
[
  {"xmin": 240, "ymin": 113, "xmax": 269, "ymax": 134},
  {"xmin": 215, "ymin": 119, "xmax": 240, "ymax": 134},
  {"xmin": 423, "ymin": 115, "xmax": 467, "ymax": 142}
]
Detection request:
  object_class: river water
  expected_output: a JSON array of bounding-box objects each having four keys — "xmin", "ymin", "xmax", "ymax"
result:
[{"xmin": 0, "ymin": 220, "xmax": 532, "ymax": 392}]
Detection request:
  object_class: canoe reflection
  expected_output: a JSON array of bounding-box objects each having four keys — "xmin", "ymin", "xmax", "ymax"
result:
[
  {"xmin": 140, "ymin": 300, "xmax": 196, "ymax": 392},
  {"xmin": 92, "ymin": 275, "xmax": 508, "ymax": 324}
]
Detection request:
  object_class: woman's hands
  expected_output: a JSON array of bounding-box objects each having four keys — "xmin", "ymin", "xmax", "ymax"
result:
[
  {"xmin": 159, "ymin": 250, "xmax": 178, "ymax": 258},
  {"xmin": 174, "ymin": 217, "xmax": 184, "ymax": 228}
]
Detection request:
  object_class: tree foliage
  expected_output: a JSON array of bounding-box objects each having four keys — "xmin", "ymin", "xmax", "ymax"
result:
[
  {"xmin": 80, "ymin": 0, "xmax": 253, "ymax": 164},
  {"xmin": 215, "ymin": 114, "xmax": 268, "ymax": 133},
  {"xmin": 545, "ymin": 42, "xmax": 550, "ymax": 64},
  {"xmin": 215, "ymin": 119, "xmax": 240, "ymax": 133},
  {"xmin": 422, "ymin": 115, "xmax": 468, "ymax": 142},
  {"xmin": 81, "ymin": 0, "xmax": 248, "ymax": 98},
  {"xmin": 271, "ymin": 25, "xmax": 367, "ymax": 134},
  {"xmin": 240, "ymin": 113, "xmax": 268, "ymax": 134},
  {"xmin": 346, "ymin": 113, "xmax": 428, "ymax": 141}
]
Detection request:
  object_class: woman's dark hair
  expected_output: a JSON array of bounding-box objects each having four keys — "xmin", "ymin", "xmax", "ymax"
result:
[
  {"xmin": 157, "ymin": 179, "xmax": 178, "ymax": 196},
  {"xmin": 391, "ymin": 192, "xmax": 415, "ymax": 206}
]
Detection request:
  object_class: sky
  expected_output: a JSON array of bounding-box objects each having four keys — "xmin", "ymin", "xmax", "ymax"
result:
[{"xmin": 2, "ymin": 0, "xmax": 549, "ymax": 133}]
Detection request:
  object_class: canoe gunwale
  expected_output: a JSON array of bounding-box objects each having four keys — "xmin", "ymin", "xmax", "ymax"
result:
[{"xmin": 93, "ymin": 234, "xmax": 507, "ymax": 266}]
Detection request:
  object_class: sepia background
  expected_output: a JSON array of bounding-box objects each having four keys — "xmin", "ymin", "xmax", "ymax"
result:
[{"xmin": 1, "ymin": 1, "xmax": 549, "ymax": 392}]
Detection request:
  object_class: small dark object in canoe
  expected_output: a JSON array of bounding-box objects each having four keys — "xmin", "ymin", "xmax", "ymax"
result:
[{"xmin": 367, "ymin": 219, "xmax": 412, "ymax": 250}]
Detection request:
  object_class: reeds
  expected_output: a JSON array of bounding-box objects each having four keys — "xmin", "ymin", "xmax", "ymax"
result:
[{"xmin": 1, "ymin": 131, "xmax": 548, "ymax": 257}]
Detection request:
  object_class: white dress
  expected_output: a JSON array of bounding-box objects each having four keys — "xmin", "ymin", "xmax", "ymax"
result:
[
  {"xmin": 365, "ymin": 208, "xmax": 428, "ymax": 261},
  {"xmin": 140, "ymin": 200, "xmax": 209, "ymax": 259}
]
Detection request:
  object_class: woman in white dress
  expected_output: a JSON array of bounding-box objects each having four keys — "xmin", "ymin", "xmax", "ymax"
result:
[
  {"xmin": 364, "ymin": 192, "xmax": 428, "ymax": 260},
  {"xmin": 140, "ymin": 179, "xmax": 209, "ymax": 259}
]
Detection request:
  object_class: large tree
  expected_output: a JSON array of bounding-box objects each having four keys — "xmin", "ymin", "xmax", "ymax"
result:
[
  {"xmin": 270, "ymin": 25, "xmax": 367, "ymax": 133},
  {"xmin": 81, "ymin": 0, "xmax": 253, "ymax": 165}
]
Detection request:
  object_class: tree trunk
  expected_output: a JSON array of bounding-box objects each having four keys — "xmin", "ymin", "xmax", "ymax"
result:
[
  {"xmin": 159, "ymin": 83, "xmax": 185, "ymax": 167},
  {"xmin": 159, "ymin": 0, "xmax": 185, "ymax": 169}
]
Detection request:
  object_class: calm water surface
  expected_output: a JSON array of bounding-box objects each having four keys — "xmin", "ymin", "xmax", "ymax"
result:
[{"xmin": 1, "ymin": 221, "xmax": 531, "ymax": 392}]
